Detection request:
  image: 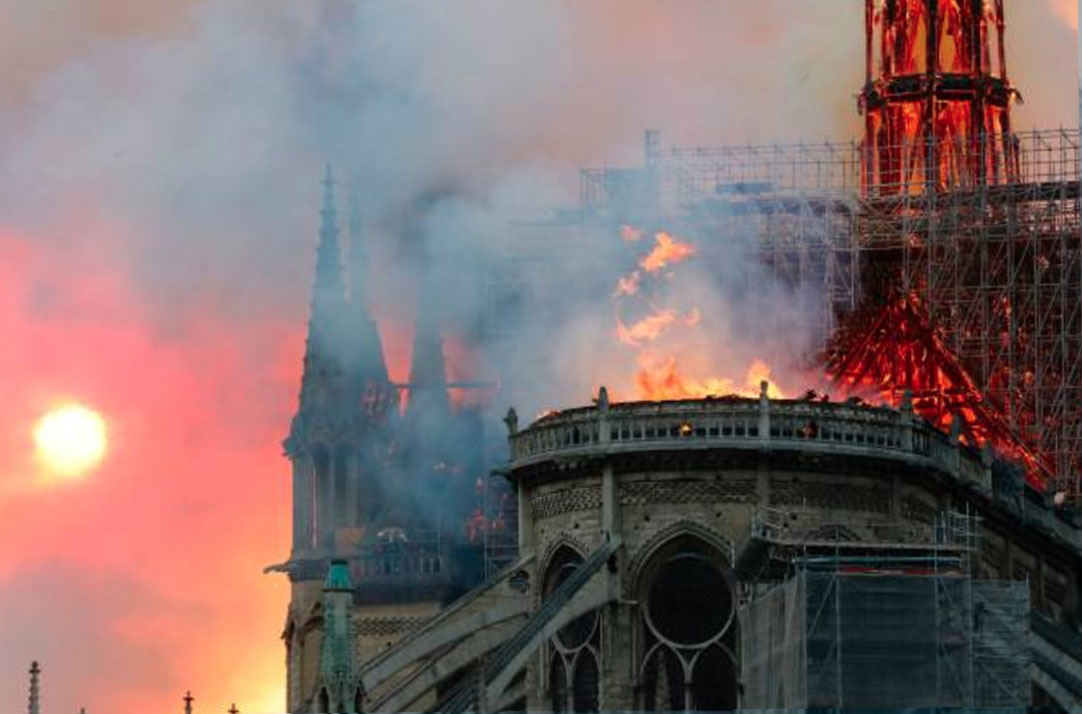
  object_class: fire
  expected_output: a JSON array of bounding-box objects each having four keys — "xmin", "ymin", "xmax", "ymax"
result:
[
  {"xmin": 616, "ymin": 309, "xmax": 676, "ymax": 347},
  {"xmin": 635, "ymin": 356, "xmax": 784, "ymax": 401},
  {"xmin": 639, "ymin": 231, "xmax": 696, "ymax": 273},
  {"xmin": 826, "ymin": 295, "xmax": 1049, "ymax": 489},
  {"xmin": 610, "ymin": 225, "xmax": 790, "ymax": 404}
]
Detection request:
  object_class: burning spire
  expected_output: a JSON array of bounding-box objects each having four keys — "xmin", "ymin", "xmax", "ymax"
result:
[{"xmin": 860, "ymin": 0, "xmax": 1017, "ymax": 193}]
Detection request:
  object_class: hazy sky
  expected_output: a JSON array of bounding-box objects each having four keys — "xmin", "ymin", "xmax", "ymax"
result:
[{"xmin": 0, "ymin": 2, "xmax": 1076, "ymax": 712}]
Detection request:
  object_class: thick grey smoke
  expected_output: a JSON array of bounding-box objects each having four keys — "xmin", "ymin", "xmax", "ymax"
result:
[{"xmin": 0, "ymin": 2, "xmax": 1075, "ymax": 711}]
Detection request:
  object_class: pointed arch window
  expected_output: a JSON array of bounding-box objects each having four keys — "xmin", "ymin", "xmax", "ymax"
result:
[
  {"xmin": 637, "ymin": 535, "xmax": 739, "ymax": 712},
  {"xmin": 543, "ymin": 546, "xmax": 601, "ymax": 713}
]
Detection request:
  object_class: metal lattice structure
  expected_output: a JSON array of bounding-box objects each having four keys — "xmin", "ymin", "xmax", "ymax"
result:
[
  {"xmin": 571, "ymin": 1, "xmax": 1082, "ymax": 491},
  {"xmin": 578, "ymin": 128, "xmax": 1080, "ymax": 490}
]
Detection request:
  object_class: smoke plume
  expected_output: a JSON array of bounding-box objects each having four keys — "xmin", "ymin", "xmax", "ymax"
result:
[{"xmin": 0, "ymin": 1, "xmax": 1075, "ymax": 712}]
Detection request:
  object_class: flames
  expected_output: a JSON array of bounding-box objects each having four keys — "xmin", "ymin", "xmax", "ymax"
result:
[
  {"xmin": 610, "ymin": 227, "xmax": 787, "ymax": 401},
  {"xmin": 636, "ymin": 356, "xmax": 783, "ymax": 401},
  {"xmin": 638, "ymin": 231, "xmax": 697, "ymax": 273},
  {"xmin": 826, "ymin": 295, "xmax": 1049, "ymax": 489}
]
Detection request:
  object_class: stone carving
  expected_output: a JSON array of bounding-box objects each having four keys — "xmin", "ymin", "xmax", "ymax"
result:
[
  {"xmin": 532, "ymin": 486, "xmax": 603, "ymax": 520},
  {"xmin": 619, "ymin": 479, "xmax": 756, "ymax": 506},
  {"xmin": 353, "ymin": 616, "xmax": 431, "ymax": 637}
]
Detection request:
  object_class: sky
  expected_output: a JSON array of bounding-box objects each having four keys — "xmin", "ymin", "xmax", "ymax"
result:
[{"xmin": 0, "ymin": 1, "xmax": 1077, "ymax": 712}]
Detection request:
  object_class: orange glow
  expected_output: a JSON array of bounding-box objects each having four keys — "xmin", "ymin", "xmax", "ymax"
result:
[
  {"xmin": 444, "ymin": 332, "xmax": 492, "ymax": 410},
  {"xmin": 634, "ymin": 355, "xmax": 784, "ymax": 400},
  {"xmin": 616, "ymin": 309, "xmax": 676, "ymax": 347},
  {"xmin": 639, "ymin": 232, "xmax": 696, "ymax": 273},
  {"xmin": 0, "ymin": 227, "xmax": 294, "ymax": 713},
  {"xmin": 614, "ymin": 271, "xmax": 641, "ymax": 297},
  {"xmin": 620, "ymin": 225, "xmax": 643, "ymax": 242},
  {"xmin": 610, "ymin": 225, "xmax": 789, "ymax": 405},
  {"xmin": 826, "ymin": 295, "xmax": 1048, "ymax": 489}
]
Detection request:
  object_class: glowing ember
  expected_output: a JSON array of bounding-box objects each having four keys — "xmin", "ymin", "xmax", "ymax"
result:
[
  {"xmin": 639, "ymin": 232, "xmax": 696, "ymax": 273},
  {"xmin": 620, "ymin": 225, "xmax": 643, "ymax": 242},
  {"xmin": 826, "ymin": 295, "xmax": 1048, "ymax": 489}
]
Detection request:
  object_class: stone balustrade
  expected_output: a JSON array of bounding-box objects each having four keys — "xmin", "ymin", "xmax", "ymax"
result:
[{"xmin": 508, "ymin": 386, "xmax": 989, "ymax": 491}]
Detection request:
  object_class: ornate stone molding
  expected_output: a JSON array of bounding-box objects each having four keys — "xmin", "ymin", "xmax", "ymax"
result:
[
  {"xmin": 531, "ymin": 485, "xmax": 602, "ymax": 520},
  {"xmin": 619, "ymin": 478, "xmax": 756, "ymax": 506},
  {"xmin": 353, "ymin": 615, "xmax": 431, "ymax": 638}
]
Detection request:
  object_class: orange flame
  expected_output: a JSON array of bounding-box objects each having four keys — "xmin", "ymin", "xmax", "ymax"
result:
[
  {"xmin": 639, "ymin": 232, "xmax": 696, "ymax": 273},
  {"xmin": 616, "ymin": 309, "xmax": 676, "ymax": 347},
  {"xmin": 634, "ymin": 356, "xmax": 784, "ymax": 400}
]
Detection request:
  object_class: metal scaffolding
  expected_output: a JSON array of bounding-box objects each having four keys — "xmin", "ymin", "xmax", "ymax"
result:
[
  {"xmin": 738, "ymin": 510, "xmax": 1031, "ymax": 710},
  {"xmin": 574, "ymin": 128, "xmax": 1081, "ymax": 490}
]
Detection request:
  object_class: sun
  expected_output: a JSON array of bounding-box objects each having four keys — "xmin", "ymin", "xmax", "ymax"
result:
[{"xmin": 33, "ymin": 403, "xmax": 108, "ymax": 478}]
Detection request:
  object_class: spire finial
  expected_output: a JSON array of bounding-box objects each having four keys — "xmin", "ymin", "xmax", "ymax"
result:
[
  {"xmin": 301, "ymin": 163, "xmax": 346, "ymax": 379},
  {"xmin": 228, "ymin": 704, "xmax": 239, "ymax": 714},
  {"xmin": 28, "ymin": 661, "xmax": 41, "ymax": 714},
  {"xmin": 183, "ymin": 691, "xmax": 194, "ymax": 714}
]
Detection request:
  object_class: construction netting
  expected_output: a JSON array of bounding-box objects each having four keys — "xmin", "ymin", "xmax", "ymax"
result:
[{"xmin": 739, "ymin": 570, "xmax": 1030, "ymax": 710}]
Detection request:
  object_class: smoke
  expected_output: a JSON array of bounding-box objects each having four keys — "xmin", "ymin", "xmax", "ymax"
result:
[{"xmin": 0, "ymin": 1, "xmax": 1077, "ymax": 711}]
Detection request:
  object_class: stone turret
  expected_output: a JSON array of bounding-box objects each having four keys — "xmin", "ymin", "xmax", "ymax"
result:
[{"xmin": 315, "ymin": 561, "xmax": 360, "ymax": 712}]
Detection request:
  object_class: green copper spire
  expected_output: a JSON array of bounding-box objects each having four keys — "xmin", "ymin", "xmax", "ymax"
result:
[
  {"xmin": 317, "ymin": 560, "xmax": 359, "ymax": 711},
  {"xmin": 324, "ymin": 559, "xmax": 353, "ymax": 592}
]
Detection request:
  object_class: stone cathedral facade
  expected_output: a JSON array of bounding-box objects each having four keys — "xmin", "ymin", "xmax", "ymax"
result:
[{"xmin": 268, "ymin": 169, "xmax": 487, "ymax": 713}]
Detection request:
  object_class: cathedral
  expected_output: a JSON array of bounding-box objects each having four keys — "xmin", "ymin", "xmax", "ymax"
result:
[
  {"xmin": 271, "ymin": 4, "xmax": 1082, "ymax": 709},
  {"xmin": 268, "ymin": 168, "xmax": 493, "ymax": 713},
  {"xmin": 271, "ymin": 172, "xmax": 1082, "ymax": 712}
]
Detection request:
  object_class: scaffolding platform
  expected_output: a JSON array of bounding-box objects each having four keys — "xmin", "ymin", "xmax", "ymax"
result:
[{"xmin": 739, "ymin": 564, "xmax": 1031, "ymax": 709}]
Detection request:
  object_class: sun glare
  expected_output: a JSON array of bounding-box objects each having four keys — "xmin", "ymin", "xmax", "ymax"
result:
[{"xmin": 33, "ymin": 403, "xmax": 108, "ymax": 478}]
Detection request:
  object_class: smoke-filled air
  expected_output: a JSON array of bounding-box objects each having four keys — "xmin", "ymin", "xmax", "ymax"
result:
[{"xmin": 0, "ymin": 1, "xmax": 1076, "ymax": 712}]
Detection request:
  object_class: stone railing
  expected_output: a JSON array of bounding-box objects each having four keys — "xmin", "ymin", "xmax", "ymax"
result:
[{"xmin": 507, "ymin": 385, "xmax": 989, "ymax": 490}]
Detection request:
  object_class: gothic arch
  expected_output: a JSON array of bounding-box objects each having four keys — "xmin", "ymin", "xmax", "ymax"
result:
[
  {"xmin": 631, "ymin": 523, "xmax": 739, "ymax": 712},
  {"xmin": 540, "ymin": 538, "xmax": 601, "ymax": 712},
  {"xmin": 624, "ymin": 520, "xmax": 734, "ymax": 600},
  {"xmin": 536, "ymin": 535, "xmax": 590, "ymax": 606}
]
